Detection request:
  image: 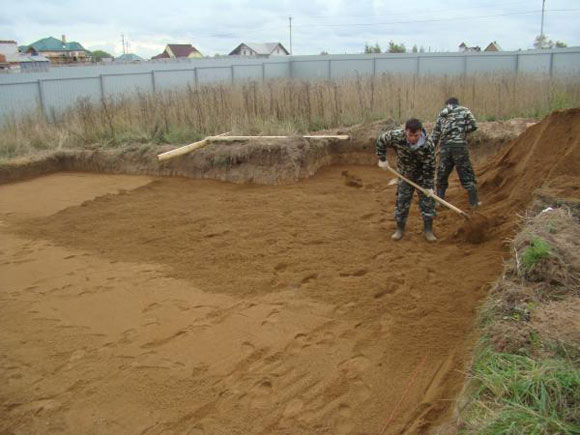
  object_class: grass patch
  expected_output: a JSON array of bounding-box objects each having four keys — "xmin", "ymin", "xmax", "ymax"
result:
[
  {"xmin": 460, "ymin": 207, "xmax": 580, "ymax": 433},
  {"xmin": 522, "ymin": 237, "xmax": 552, "ymax": 271},
  {"xmin": 462, "ymin": 345, "xmax": 580, "ymax": 434}
]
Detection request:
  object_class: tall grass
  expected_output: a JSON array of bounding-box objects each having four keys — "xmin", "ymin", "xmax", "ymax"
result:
[
  {"xmin": 1, "ymin": 73, "xmax": 579, "ymax": 159},
  {"xmin": 462, "ymin": 345, "xmax": 580, "ymax": 434}
]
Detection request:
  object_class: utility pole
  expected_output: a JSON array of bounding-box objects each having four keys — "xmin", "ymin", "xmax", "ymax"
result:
[
  {"xmin": 121, "ymin": 34, "xmax": 126, "ymax": 55},
  {"xmin": 540, "ymin": 0, "xmax": 546, "ymax": 41},
  {"xmin": 289, "ymin": 15, "xmax": 293, "ymax": 55}
]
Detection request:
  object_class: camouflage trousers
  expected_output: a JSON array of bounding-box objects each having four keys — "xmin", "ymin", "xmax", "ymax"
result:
[
  {"xmin": 436, "ymin": 146, "xmax": 477, "ymax": 192},
  {"xmin": 395, "ymin": 179, "xmax": 436, "ymax": 223}
]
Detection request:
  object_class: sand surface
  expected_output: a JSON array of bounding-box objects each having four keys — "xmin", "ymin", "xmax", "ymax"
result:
[{"xmin": 1, "ymin": 109, "xmax": 578, "ymax": 434}]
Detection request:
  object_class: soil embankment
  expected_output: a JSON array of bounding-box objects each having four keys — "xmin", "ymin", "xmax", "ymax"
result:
[{"xmin": 0, "ymin": 110, "xmax": 577, "ymax": 433}]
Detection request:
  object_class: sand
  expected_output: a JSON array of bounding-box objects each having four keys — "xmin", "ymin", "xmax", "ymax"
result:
[{"xmin": 1, "ymin": 109, "xmax": 578, "ymax": 434}]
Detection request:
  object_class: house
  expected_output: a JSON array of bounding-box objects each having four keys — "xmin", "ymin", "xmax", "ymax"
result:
[
  {"xmin": 458, "ymin": 42, "xmax": 481, "ymax": 52},
  {"xmin": 484, "ymin": 41, "xmax": 502, "ymax": 52},
  {"xmin": 152, "ymin": 44, "xmax": 202, "ymax": 60},
  {"xmin": 229, "ymin": 42, "xmax": 289, "ymax": 57},
  {"xmin": 22, "ymin": 35, "xmax": 91, "ymax": 64},
  {"xmin": 116, "ymin": 53, "xmax": 144, "ymax": 63},
  {"xmin": 0, "ymin": 40, "xmax": 50, "ymax": 72}
]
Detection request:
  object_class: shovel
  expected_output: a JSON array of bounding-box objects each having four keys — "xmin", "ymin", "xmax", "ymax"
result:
[{"xmin": 383, "ymin": 165, "xmax": 470, "ymax": 219}]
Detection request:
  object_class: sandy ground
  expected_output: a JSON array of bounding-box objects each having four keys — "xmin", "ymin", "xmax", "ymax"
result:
[
  {"xmin": 0, "ymin": 168, "xmax": 507, "ymax": 435},
  {"xmin": 1, "ymin": 109, "xmax": 577, "ymax": 434}
]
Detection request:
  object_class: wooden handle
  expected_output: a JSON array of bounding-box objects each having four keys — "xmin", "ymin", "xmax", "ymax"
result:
[
  {"xmin": 157, "ymin": 132, "xmax": 231, "ymax": 161},
  {"xmin": 385, "ymin": 166, "xmax": 469, "ymax": 218},
  {"xmin": 157, "ymin": 133, "xmax": 349, "ymax": 161}
]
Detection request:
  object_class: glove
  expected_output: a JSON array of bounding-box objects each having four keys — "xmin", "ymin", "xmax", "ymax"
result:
[
  {"xmin": 425, "ymin": 188, "xmax": 435, "ymax": 198},
  {"xmin": 378, "ymin": 160, "xmax": 390, "ymax": 170}
]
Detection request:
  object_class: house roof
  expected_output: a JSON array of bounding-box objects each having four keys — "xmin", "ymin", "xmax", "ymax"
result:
[
  {"xmin": 231, "ymin": 42, "xmax": 289, "ymax": 56},
  {"xmin": 25, "ymin": 36, "xmax": 88, "ymax": 52},
  {"xmin": 485, "ymin": 41, "xmax": 502, "ymax": 51},
  {"xmin": 116, "ymin": 53, "xmax": 144, "ymax": 62},
  {"xmin": 167, "ymin": 44, "xmax": 201, "ymax": 57}
]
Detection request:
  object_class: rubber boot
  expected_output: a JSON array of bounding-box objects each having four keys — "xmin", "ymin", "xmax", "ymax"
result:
[
  {"xmin": 391, "ymin": 221, "xmax": 405, "ymax": 241},
  {"xmin": 468, "ymin": 188, "xmax": 481, "ymax": 208},
  {"xmin": 423, "ymin": 219, "xmax": 437, "ymax": 242}
]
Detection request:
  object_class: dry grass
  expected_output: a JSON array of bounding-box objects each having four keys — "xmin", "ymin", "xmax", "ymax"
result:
[{"xmin": 1, "ymin": 73, "xmax": 580, "ymax": 159}]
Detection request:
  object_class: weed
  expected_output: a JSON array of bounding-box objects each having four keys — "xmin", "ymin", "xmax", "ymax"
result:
[{"xmin": 522, "ymin": 237, "xmax": 551, "ymax": 271}]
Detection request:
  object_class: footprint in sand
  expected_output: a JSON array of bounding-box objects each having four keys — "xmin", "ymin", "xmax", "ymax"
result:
[
  {"xmin": 335, "ymin": 403, "xmax": 355, "ymax": 435},
  {"xmin": 338, "ymin": 355, "xmax": 371, "ymax": 379},
  {"xmin": 283, "ymin": 398, "xmax": 304, "ymax": 418},
  {"xmin": 249, "ymin": 379, "xmax": 274, "ymax": 409}
]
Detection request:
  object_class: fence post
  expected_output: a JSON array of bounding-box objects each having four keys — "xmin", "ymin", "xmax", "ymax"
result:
[
  {"xmin": 289, "ymin": 59, "xmax": 293, "ymax": 79},
  {"xmin": 99, "ymin": 74, "xmax": 105, "ymax": 100},
  {"xmin": 416, "ymin": 56, "xmax": 421, "ymax": 76},
  {"xmin": 373, "ymin": 56, "xmax": 376, "ymax": 77},
  {"xmin": 151, "ymin": 70, "xmax": 156, "ymax": 93},
  {"xmin": 37, "ymin": 79, "xmax": 46, "ymax": 120},
  {"xmin": 194, "ymin": 67, "xmax": 199, "ymax": 87},
  {"xmin": 262, "ymin": 62, "xmax": 266, "ymax": 82},
  {"xmin": 515, "ymin": 53, "xmax": 519, "ymax": 75},
  {"xmin": 463, "ymin": 54, "xmax": 467, "ymax": 77},
  {"xmin": 231, "ymin": 65, "xmax": 235, "ymax": 84},
  {"xmin": 549, "ymin": 52, "xmax": 554, "ymax": 77},
  {"xmin": 328, "ymin": 59, "xmax": 331, "ymax": 80}
]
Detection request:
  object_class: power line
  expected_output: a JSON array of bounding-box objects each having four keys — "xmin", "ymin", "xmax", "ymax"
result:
[
  {"xmin": 292, "ymin": 8, "xmax": 580, "ymax": 28},
  {"xmin": 294, "ymin": 0, "xmax": 531, "ymax": 20}
]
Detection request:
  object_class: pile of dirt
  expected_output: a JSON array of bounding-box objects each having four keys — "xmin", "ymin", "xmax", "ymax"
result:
[{"xmin": 443, "ymin": 108, "xmax": 580, "ymax": 242}]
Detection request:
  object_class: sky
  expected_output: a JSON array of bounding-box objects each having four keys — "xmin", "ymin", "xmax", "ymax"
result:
[{"xmin": 1, "ymin": 0, "xmax": 579, "ymax": 58}]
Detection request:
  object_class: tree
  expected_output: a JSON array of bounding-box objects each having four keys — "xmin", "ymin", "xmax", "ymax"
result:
[
  {"xmin": 533, "ymin": 34, "xmax": 567, "ymax": 49},
  {"xmin": 92, "ymin": 50, "xmax": 112, "ymax": 62},
  {"xmin": 364, "ymin": 43, "xmax": 382, "ymax": 54},
  {"xmin": 320, "ymin": 51, "xmax": 329, "ymax": 55},
  {"xmin": 387, "ymin": 41, "xmax": 406, "ymax": 53},
  {"xmin": 412, "ymin": 44, "xmax": 418, "ymax": 53}
]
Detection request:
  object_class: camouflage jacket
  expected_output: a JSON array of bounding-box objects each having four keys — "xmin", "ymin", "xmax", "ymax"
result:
[
  {"xmin": 376, "ymin": 128, "xmax": 436, "ymax": 188},
  {"xmin": 430, "ymin": 104, "xmax": 477, "ymax": 148}
]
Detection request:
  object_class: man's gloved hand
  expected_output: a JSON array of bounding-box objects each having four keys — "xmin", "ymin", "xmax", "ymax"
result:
[
  {"xmin": 378, "ymin": 159, "xmax": 390, "ymax": 170},
  {"xmin": 425, "ymin": 188, "xmax": 435, "ymax": 198}
]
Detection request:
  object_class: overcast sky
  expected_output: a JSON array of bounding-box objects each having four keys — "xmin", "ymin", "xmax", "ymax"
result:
[{"xmin": 1, "ymin": 0, "xmax": 579, "ymax": 58}]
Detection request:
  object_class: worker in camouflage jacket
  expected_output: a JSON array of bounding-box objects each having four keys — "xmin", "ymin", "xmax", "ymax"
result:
[
  {"xmin": 376, "ymin": 118, "xmax": 437, "ymax": 242},
  {"xmin": 430, "ymin": 97, "xmax": 480, "ymax": 207}
]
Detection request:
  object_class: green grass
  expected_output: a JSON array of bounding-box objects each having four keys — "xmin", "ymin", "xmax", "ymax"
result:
[
  {"xmin": 463, "ymin": 345, "xmax": 580, "ymax": 434},
  {"xmin": 522, "ymin": 237, "xmax": 552, "ymax": 271}
]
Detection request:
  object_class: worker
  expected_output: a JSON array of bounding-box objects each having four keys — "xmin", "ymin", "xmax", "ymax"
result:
[
  {"xmin": 376, "ymin": 118, "xmax": 437, "ymax": 242},
  {"xmin": 430, "ymin": 97, "xmax": 480, "ymax": 207}
]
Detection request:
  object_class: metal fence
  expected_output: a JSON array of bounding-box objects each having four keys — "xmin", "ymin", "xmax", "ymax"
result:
[{"xmin": 1, "ymin": 48, "xmax": 579, "ymax": 121}]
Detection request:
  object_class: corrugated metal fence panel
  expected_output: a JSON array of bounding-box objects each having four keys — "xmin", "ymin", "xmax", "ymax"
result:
[
  {"xmin": 42, "ymin": 77, "xmax": 101, "ymax": 114},
  {"xmin": 0, "ymin": 81, "xmax": 39, "ymax": 119},
  {"xmin": 291, "ymin": 59, "xmax": 330, "ymax": 80},
  {"xmin": 553, "ymin": 52, "xmax": 580, "ymax": 75},
  {"xmin": 376, "ymin": 57, "xmax": 417, "ymax": 74},
  {"xmin": 330, "ymin": 58, "xmax": 374, "ymax": 79},
  {"xmin": 264, "ymin": 62, "xmax": 290, "ymax": 79},
  {"xmin": 103, "ymin": 73, "xmax": 154, "ymax": 98},
  {"xmin": 466, "ymin": 54, "xmax": 517, "ymax": 73},
  {"xmin": 154, "ymin": 69, "xmax": 195, "ymax": 91},
  {"xmin": 420, "ymin": 56, "xmax": 465, "ymax": 75},
  {"xmin": 197, "ymin": 66, "xmax": 232, "ymax": 84},
  {"xmin": 518, "ymin": 53, "xmax": 552, "ymax": 74},
  {"xmin": 232, "ymin": 64, "xmax": 263, "ymax": 82}
]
